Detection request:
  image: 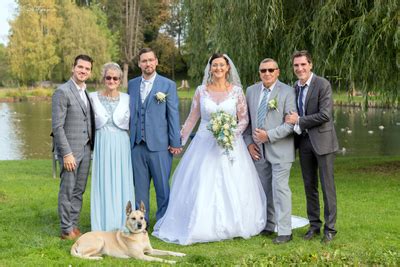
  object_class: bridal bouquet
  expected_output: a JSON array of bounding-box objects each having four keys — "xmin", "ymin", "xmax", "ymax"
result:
[{"xmin": 207, "ymin": 110, "xmax": 237, "ymax": 160}]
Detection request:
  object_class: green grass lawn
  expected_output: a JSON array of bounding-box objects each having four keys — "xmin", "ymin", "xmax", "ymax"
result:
[{"xmin": 0, "ymin": 157, "xmax": 399, "ymax": 265}]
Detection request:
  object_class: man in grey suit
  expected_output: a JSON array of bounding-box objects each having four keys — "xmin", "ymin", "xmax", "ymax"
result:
[
  {"xmin": 244, "ymin": 58, "xmax": 296, "ymax": 244},
  {"xmin": 128, "ymin": 48, "xmax": 181, "ymax": 223},
  {"xmin": 52, "ymin": 54, "xmax": 95, "ymax": 240},
  {"xmin": 285, "ymin": 50, "xmax": 339, "ymax": 243}
]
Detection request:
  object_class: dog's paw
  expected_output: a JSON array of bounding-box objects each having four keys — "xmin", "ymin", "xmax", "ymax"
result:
[
  {"xmin": 173, "ymin": 252, "xmax": 186, "ymax": 257},
  {"xmin": 164, "ymin": 260, "xmax": 176, "ymax": 264}
]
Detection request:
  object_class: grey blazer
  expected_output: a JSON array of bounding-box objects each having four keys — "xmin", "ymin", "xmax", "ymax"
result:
[
  {"xmin": 295, "ymin": 74, "xmax": 339, "ymax": 155},
  {"xmin": 52, "ymin": 79, "xmax": 95, "ymax": 157},
  {"xmin": 244, "ymin": 80, "xmax": 296, "ymax": 163}
]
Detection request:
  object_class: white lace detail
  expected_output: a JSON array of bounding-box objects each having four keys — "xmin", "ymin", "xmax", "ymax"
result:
[{"xmin": 181, "ymin": 85, "xmax": 249, "ymax": 146}]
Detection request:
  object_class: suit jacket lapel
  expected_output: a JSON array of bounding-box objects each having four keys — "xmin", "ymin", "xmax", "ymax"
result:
[
  {"xmin": 133, "ymin": 78, "xmax": 141, "ymax": 113},
  {"xmin": 268, "ymin": 81, "xmax": 280, "ymax": 104},
  {"xmin": 253, "ymin": 82, "xmax": 262, "ymax": 110},
  {"xmin": 68, "ymin": 79, "xmax": 87, "ymax": 115},
  {"xmin": 304, "ymin": 75, "xmax": 317, "ymax": 111}
]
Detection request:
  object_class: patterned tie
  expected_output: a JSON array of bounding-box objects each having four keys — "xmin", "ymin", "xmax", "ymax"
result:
[
  {"xmin": 256, "ymin": 88, "xmax": 270, "ymax": 129},
  {"xmin": 298, "ymin": 85, "xmax": 306, "ymax": 117}
]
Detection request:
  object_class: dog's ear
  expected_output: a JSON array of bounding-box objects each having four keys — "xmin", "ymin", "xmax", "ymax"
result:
[
  {"xmin": 140, "ymin": 201, "xmax": 146, "ymax": 214},
  {"xmin": 126, "ymin": 201, "xmax": 132, "ymax": 216}
]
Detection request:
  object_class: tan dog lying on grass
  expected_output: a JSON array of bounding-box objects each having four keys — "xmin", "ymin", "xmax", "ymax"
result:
[{"xmin": 71, "ymin": 201, "xmax": 185, "ymax": 263}]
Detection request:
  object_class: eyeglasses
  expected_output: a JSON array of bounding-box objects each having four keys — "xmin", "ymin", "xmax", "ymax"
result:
[
  {"xmin": 259, "ymin": 68, "xmax": 277, "ymax": 74},
  {"xmin": 105, "ymin": 76, "xmax": 119, "ymax": 81},
  {"xmin": 140, "ymin": 58, "xmax": 156, "ymax": 64}
]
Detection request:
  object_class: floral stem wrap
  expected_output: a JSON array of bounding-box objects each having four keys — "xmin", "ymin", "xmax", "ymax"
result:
[{"xmin": 207, "ymin": 110, "xmax": 237, "ymax": 160}]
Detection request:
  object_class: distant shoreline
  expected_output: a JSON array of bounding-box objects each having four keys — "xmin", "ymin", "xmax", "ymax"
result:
[{"xmin": 0, "ymin": 87, "xmax": 398, "ymax": 109}]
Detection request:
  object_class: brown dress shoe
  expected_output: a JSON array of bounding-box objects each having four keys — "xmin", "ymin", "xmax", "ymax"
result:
[
  {"xmin": 73, "ymin": 228, "xmax": 81, "ymax": 237},
  {"xmin": 60, "ymin": 230, "xmax": 77, "ymax": 240}
]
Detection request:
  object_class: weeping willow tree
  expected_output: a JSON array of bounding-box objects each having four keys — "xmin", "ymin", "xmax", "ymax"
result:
[
  {"xmin": 183, "ymin": 0, "xmax": 284, "ymax": 86},
  {"xmin": 311, "ymin": 0, "xmax": 399, "ymax": 104},
  {"xmin": 183, "ymin": 0, "xmax": 399, "ymax": 103}
]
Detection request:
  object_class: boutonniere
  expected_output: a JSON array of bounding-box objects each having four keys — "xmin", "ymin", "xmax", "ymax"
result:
[
  {"xmin": 268, "ymin": 97, "xmax": 279, "ymax": 112},
  {"xmin": 154, "ymin": 92, "xmax": 168, "ymax": 103}
]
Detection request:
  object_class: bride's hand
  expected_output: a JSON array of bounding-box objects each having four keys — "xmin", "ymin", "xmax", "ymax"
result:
[{"xmin": 247, "ymin": 143, "xmax": 261, "ymax": 161}]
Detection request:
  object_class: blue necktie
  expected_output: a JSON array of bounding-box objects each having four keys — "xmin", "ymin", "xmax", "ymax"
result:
[
  {"xmin": 298, "ymin": 85, "xmax": 306, "ymax": 117},
  {"xmin": 257, "ymin": 88, "xmax": 270, "ymax": 129}
]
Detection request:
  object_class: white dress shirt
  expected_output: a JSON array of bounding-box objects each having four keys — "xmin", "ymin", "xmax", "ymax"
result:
[{"xmin": 72, "ymin": 79, "xmax": 87, "ymax": 107}]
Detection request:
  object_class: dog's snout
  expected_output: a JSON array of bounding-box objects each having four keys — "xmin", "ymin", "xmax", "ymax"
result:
[{"xmin": 137, "ymin": 222, "xmax": 142, "ymax": 229}]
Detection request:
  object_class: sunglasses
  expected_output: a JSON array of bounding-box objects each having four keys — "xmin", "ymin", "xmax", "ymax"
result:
[
  {"xmin": 105, "ymin": 76, "xmax": 120, "ymax": 81},
  {"xmin": 259, "ymin": 68, "xmax": 277, "ymax": 74}
]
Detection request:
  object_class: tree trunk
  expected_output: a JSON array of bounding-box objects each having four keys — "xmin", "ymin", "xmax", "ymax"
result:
[{"xmin": 123, "ymin": 62, "xmax": 129, "ymax": 88}]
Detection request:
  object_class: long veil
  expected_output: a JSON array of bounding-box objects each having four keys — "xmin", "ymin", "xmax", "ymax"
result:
[{"xmin": 201, "ymin": 54, "xmax": 242, "ymax": 88}]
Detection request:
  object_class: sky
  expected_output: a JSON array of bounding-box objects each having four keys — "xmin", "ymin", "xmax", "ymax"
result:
[{"xmin": 0, "ymin": 0, "xmax": 17, "ymax": 45}]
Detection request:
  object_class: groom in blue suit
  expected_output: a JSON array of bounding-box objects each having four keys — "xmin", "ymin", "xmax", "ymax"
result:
[{"xmin": 128, "ymin": 48, "xmax": 181, "ymax": 222}]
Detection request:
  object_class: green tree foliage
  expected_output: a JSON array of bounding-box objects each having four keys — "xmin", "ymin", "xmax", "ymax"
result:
[
  {"xmin": 149, "ymin": 33, "xmax": 186, "ymax": 77},
  {"xmin": 0, "ymin": 44, "xmax": 13, "ymax": 87},
  {"xmin": 54, "ymin": 1, "xmax": 114, "ymax": 81},
  {"xmin": 7, "ymin": 0, "xmax": 115, "ymax": 84},
  {"xmin": 183, "ymin": 0, "xmax": 399, "ymax": 102},
  {"xmin": 8, "ymin": 0, "xmax": 62, "ymax": 85}
]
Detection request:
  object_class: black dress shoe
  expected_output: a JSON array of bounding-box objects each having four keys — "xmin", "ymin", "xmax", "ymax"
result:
[
  {"xmin": 303, "ymin": 229, "xmax": 320, "ymax": 240},
  {"xmin": 272, "ymin": 234, "xmax": 292, "ymax": 244},
  {"xmin": 260, "ymin": 230, "xmax": 274, "ymax": 236},
  {"xmin": 321, "ymin": 232, "xmax": 335, "ymax": 243}
]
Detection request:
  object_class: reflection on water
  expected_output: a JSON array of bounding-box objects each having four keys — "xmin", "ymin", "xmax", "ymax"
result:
[
  {"xmin": 334, "ymin": 107, "xmax": 400, "ymax": 156},
  {"xmin": 0, "ymin": 100, "xmax": 399, "ymax": 160},
  {"xmin": 0, "ymin": 103, "xmax": 23, "ymax": 159},
  {"xmin": 0, "ymin": 102, "xmax": 53, "ymax": 160}
]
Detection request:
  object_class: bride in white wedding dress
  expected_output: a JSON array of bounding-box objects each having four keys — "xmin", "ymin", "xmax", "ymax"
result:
[{"xmin": 152, "ymin": 54, "xmax": 307, "ymax": 245}]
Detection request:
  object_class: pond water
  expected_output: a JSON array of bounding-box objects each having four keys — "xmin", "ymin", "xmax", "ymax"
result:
[{"xmin": 0, "ymin": 100, "xmax": 399, "ymax": 160}]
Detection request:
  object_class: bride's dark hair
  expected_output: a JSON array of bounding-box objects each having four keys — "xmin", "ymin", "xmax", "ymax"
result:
[{"xmin": 209, "ymin": 53, "xmax": 230, "ymax": 66}]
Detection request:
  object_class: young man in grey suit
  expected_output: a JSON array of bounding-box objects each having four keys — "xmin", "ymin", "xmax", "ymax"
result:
[
  {"xmin": 128, "ymin": 48, "xmax": 181, "ymax": 223},
  {"xmin": 244, "ymin": 58, "xmax": 297, "ymax": 244},
  {"xmin": 52, "ymin": 54, "xmax": 95, "ymax": 240},
  {"xmin": 286, "ymin": 50, "xmax": 339, "ymax": 243}
]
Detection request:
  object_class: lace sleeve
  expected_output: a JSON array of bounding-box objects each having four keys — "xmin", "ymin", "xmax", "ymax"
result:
[
  {"xmin": 181, "ymin": 86, "xmax": 201, "ymax": 146},
  {"xmin": 235, "ymin": 87, "xmax": 249, "ymax": 135}
]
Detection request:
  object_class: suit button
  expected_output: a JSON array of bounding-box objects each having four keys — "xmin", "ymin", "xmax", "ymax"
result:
[{"xmin": 83, "ymin": 131, "xmax": 86, "ymax": 133}]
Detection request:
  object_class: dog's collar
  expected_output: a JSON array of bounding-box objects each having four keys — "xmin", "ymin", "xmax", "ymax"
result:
[{"xmin": 122, "ymin": 227, "xmax": 146, "ymax": 235}]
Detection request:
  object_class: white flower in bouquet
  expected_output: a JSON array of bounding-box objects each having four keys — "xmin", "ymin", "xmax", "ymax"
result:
[{"xmin": 207, "ymin": 110, "xmax": 238, "ymax": 161}]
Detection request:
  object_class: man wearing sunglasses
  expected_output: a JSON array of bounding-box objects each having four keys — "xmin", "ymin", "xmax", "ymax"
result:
[
  {"xmin": 285, "ymin": 50, "xmax": 338, "ymax": 243},
  {"xmin": 244, "ymin": 58, "xmax": 297, "ymax": 244}
]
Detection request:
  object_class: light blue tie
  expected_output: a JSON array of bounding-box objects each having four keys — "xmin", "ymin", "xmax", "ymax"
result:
[
  {"xmin": 257, "ymin": 88, "xmax": 270, "ymax": 129},
  {"xmin": 140, "ymin": 79, "xmax": 150, "ymax": 103}
]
